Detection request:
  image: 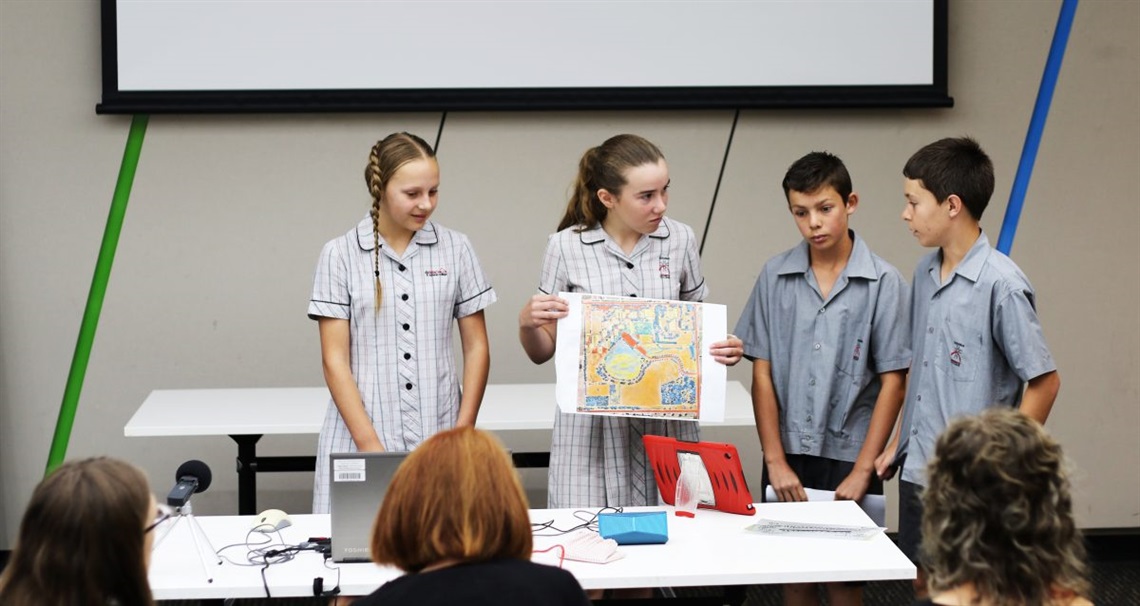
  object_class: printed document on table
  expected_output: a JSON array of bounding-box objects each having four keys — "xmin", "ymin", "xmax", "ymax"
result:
[{"xmin": 763, "ymin": 486, "xmax": 886, "ymax": 527}]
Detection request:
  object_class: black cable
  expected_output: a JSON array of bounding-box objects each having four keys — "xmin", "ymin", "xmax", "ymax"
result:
[
  {"xmin": 261, "ymin": 560, "xmax": 272, "ymax": 598},
  {"xmin": 208, "ymin": 527, "xmax": 328, "ymax": 598},
  {"xmin": 699, "ymin": 108, "xmax": 741, "ymax": 256},
  {"xmin": 531, "ymin": 506, "xmax": 623, "ymax": 536},
  {"xmin": 433, "ymin": 111, "xmax": 447, "ymax": 153}
]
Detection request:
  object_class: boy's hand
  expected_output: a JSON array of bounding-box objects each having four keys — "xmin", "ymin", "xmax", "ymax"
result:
[
  {"xmin": 835, "ymin": 467, "xmax": 873, "ymax": 502},
  {"xmin": 709, "ymin": 334, "xmax": 744, "ymax": 366},
  {"xmin": 874, "ymin": 439, "xmax": 899, "ymax": 480},
  {"xmin": 767, "ymin": 461, "xmax": 807, "ymax": 502}
]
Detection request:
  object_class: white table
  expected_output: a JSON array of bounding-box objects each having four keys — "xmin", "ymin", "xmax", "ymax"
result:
[
  {"xmin": 126, "ymin": 382, "xmax": 756, "ymax": 514},
  {"xmin": 149, "ymin": 501, "xmax": 914, "ymax": 600}
]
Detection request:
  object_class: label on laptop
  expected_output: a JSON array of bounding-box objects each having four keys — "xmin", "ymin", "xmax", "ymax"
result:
[{"xmin": 333, "ymin": 458, "xmax": 366, "ymax": 482}]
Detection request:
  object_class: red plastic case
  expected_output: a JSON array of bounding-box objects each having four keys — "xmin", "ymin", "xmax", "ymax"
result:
[{"xmin": 642, "ymin": 435, "xmax": 756, "ymax": 516}]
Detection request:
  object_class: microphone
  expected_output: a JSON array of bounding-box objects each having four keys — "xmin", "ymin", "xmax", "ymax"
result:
[{"xmin": 167, "ymin": 460, "xmax": 212, "ymax": 507}]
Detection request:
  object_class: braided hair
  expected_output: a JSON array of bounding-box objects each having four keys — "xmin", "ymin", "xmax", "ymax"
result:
[{"xmin": 364, "ymin": 132, "xmax": 436, "ymax": 309}]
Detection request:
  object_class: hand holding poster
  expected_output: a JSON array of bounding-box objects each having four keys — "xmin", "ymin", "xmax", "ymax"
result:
[{"xmin": 554, "ymin": 293, "xmax": 727, "ymax": 422}]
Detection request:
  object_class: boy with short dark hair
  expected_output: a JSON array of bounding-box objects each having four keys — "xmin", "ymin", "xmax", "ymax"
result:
[
  {"xmin": 735, "ymin": 151, "xmax": 910, "ymax": 606},
  {"xmin": 877, "ymin": 136, "xmax": 1061, "ymax": 569}
]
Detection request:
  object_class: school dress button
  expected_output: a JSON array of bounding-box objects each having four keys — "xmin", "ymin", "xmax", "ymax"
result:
[
  {"xmin": 629, "ymin": 294, "xmax": 637, "ymax": 297},
  {"xmin": 405, "ymin": 383, "xmax": 413, "ymax": 390},
  {"xmin": 917, "ymin": 395, "xmax": 923, "ymax": 402},
  {"xmin": 403, "ymin": 353, "xmax": 411, "ymax": 360},
  {"xmin": 401, "ymin": 294, "xmax": 409, "ymax": 301},
  {"xmin": 398, "ymin": 264, "xmax": 406, "ymax": 271},
  {"xmin": 928, "ymin": 327, "xmax": 934, "ymax": 333},
  {"xmin": 625, "ymin": 262, "xmax": 634, "ymax": 269},
  {"xmin": 402, "ymin": 323, "xmax": 410, "ymax": 331},
  {"xmin": 819, "ymin": 308, "xmax": 826, "ymax": 314},
  {"xmin": 813, "ymin": 343, "xmax": 821, "ymax": 350},
  {"xmin": 809, "ymin": 378, "xmax": 816, "ymax": 386}
]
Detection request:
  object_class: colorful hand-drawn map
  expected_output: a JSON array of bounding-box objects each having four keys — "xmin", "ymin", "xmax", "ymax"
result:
[{"xmin": 577, "ymin": 296, "xmax": 701, "ymax": 419}]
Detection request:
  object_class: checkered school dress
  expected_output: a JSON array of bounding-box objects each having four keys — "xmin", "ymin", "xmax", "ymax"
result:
[
  {"xmin": 538, "ymin": 217, "xmax": 708, "ymax": 508},
  {"xmin": 308, "ymin": 217, "xmax": 496, "ymax": 513}
]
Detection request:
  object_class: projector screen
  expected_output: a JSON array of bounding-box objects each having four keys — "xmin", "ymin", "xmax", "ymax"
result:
[{"xmin": 98, "ymin": 0, "xmax": 951, "ymax": 114}]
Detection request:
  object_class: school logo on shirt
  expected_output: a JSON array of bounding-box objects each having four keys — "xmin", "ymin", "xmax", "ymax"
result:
[
  {"xmin": 853, "ymin": 339, "xmax": 863, "ymax": 362},
  {"xmin": 425, "ymin": 268, "xmax": 448, "ymax": 277},
  {"xmin": 949, "ymin": 342, "xmax": 965, "ymax": 367},
  {"xmin": 658, "ymin": 256, "xmax": 670, "ymax": 279}
]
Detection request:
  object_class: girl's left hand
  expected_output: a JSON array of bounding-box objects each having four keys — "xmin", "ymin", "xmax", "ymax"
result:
[{"xmin": 709, "ymin": 334, "xmax": 744, "ymax": 366}]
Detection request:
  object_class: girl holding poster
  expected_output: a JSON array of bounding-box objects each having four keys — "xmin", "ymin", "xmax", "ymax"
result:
[{"xmin": 518, "ymin": 134, "xmax": 742, "ymax": 513}]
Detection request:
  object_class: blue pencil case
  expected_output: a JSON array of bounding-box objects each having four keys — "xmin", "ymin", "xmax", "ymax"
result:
[{"xmin": 597, "ymin": 511, "xmax": 669, "ymax": 545}]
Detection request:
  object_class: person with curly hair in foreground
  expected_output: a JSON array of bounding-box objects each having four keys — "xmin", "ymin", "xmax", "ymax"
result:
[{"xmin": 916, "ymin": 408, "xmax": 1091, "ymax": 606}]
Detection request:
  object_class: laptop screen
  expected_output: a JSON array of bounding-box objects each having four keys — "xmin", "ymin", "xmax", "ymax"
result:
[{"xmin": 329, "ymin": 451, "xmax": 409, "ymax": 563}]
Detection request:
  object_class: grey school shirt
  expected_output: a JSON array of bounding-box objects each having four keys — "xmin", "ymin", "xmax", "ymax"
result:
[
  {"xmin": 897, "ymin": 232, "xmax": 1056, "ymax": 486},
  {"xmin": 735, "ymin": 232, "xmax": 911, "ymax": 462}
]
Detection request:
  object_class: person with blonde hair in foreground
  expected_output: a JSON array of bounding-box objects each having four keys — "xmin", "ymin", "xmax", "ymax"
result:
[
  {"xmin": 917, "ymin": 408, "xmax": 1091, "ymax": 606},
  {"xmin": 354, "ymin": 426, "xmax": 590, "ymax": 606},
  {"xmin": 0, "ymin": 457, "xmax": 162, "ymax": 606}
]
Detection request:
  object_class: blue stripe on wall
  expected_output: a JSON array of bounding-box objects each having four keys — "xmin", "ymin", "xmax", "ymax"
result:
[{"xmin": 997, "ymin": 0, "xmax": 1079, "ymax": 255}]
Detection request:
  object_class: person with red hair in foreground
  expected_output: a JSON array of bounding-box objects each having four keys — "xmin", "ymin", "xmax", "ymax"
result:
[{"xmin": 356, "ymin": 426, "xmax": 590, "ymax": 606}]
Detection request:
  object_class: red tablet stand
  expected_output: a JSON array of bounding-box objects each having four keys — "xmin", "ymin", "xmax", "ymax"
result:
[{"xmin": 642, "ymin": 434, "xmax": 756, "ymax": 516}]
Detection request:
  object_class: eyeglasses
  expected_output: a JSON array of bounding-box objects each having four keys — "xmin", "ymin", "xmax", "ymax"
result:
[{"xmin": 145, "ymin": 503, "xmax": 175, "ymax": 533}]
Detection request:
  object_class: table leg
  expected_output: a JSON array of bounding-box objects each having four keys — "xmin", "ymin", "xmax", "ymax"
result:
[
  {"xmin": 231, "ymin": 434, "xmax": 262, "ymax": 515},
  {"xmin": 512, "ymin": 452, "xmax": 550, "ymax": 468}
]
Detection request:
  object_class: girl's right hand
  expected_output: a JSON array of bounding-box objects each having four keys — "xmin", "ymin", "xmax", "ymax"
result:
[{"xmin": 520, "ymin": 294, "xmax": 569, "ymax": 329}]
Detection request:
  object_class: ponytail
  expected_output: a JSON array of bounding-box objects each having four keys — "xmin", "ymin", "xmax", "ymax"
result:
[{"xmin": 556, "ymin": 134, "xmax": 664, "ymax": 232}]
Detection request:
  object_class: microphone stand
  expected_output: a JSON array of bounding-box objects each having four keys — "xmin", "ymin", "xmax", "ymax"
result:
[{"xmin": 153, "ymin": 500, "xmax": 222, "ymax": 583}]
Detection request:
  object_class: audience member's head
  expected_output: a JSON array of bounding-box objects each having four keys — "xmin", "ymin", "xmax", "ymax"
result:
[
  {"xmin": 370, "ymin": 426, "xmax": 532, "ymax": 573},
  {"xmin": 922, "ymin": 409, "xmax": 1090, "ymax": 605},
  {"xmin": 0, "ymin": 457, "xmax": 158, "ymax": 606}
]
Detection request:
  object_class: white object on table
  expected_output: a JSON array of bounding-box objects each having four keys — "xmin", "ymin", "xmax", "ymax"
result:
[{"xmin": 763, "ymin": 486, "xmax": 887, "ymax": 527}]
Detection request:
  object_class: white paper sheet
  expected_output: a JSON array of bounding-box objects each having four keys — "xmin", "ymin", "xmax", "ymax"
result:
[
  {"xmin": 555, "ymin": 292, "xmax": 726, "ymax": 422},
  {"xmin": 763, "ymin": 486, "xmax": 887, "ymax": 527}
]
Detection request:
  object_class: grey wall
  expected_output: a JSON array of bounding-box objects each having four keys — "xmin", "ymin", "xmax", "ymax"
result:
[{"xmin": 2, "ymin": 1, "xmax": 1137, "ymax": 547}]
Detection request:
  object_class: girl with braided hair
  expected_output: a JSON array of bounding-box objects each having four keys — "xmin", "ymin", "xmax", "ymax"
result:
[{"xmin": 308, "ymin": 132, "xmax": 496, "ymax": 513}]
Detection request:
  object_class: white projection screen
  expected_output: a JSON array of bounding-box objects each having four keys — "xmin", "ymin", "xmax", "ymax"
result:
[{"xmin": 98, "ymin": 0, "xmax": 951, "ymax": 114}]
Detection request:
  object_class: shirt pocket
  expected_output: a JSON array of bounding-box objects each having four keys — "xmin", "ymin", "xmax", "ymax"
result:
[
  {"xmin": 934, "ymin": 314, "xmax": 981, "ymax": 382},
  {"xmin": 831, "ymin": 305, "xmax": 859, "ymax": 379},
  {"xmin": 831, "ymin": 307, "xmax": 866, "ymax": 434}
]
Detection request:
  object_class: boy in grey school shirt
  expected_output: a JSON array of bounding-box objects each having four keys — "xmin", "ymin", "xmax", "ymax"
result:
[
  {"xmin": 876, "ymin": 137, "xmax": 1061, "ymax": 584},
  {"xmin": 735, "ymin": 151, "xmax": 910, "ymax": 606}
]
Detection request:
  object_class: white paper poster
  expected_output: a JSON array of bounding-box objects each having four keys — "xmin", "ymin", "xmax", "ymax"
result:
[{"xmin": 555, "ymin": 293, "xmax": 726, "ymax": 422}]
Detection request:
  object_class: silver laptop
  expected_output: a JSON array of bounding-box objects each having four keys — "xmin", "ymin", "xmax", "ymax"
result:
[{"xmin": 329, "ymin": 451, "xmax": 409, "ymax": 563}]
